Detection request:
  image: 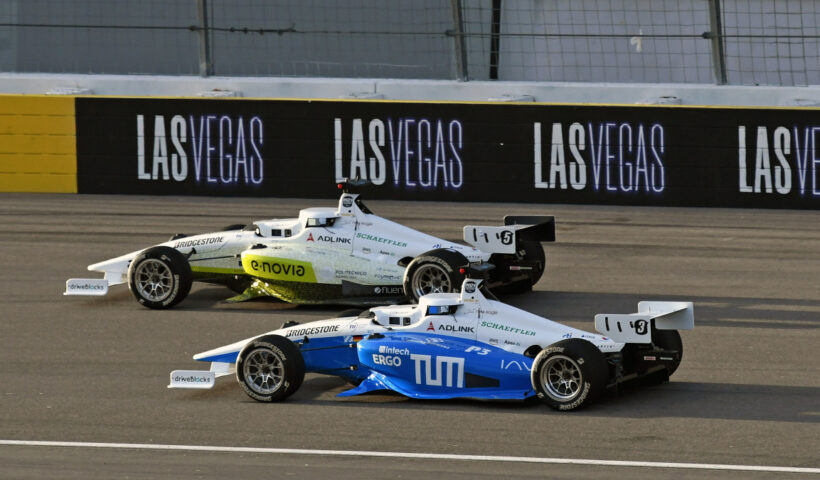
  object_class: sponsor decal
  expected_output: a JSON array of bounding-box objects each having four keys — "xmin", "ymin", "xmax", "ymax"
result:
[
  {"xmin": 562, "ymin": 333, "xmax": 573, "ymax": 339},
  {"xmin": 378, "ymin": 250, "xmax": 395, "ymax": 257},
  {"xmin": 479, "ymin": 320, "xmax": 536, "ymax": 336},
  {"xmin": 67, "ymin": 282, "xmax": 106, "ymax": 292},
  {"xmin": 464, "ymin": 346, "xmax": 490, "ymax": 355},
  {"xmin": 333, "ymin": 117, "xmax": 464, "ymax": 190},
  {"xmin": 504, "ymin": 339, "xmax": 520, "ymax": 346},
  {"xmin": 372, "ymin": 354, "xmax": 402, "ymax": 366},
  {"xmin": 501, "ymin": 359, "xmax": 532, "ymax": 371},
  {"xmin": 173, "ymin": 236, "xmax": 224, "ymax": 249},
  {"xmin": 286, "ymin": 324, "xmax": 341, "ymax": 338},
  {"xmin": 379, "ymin": 345, "xmax": 410, "ymax": 356},
  {"xmin": 410, "ymin": 354, "xmax": 465, "ymax": 387},
  {"xmin": 172, "ymin": 374, "xmax": 213, "ymax": 384},
  {"xmin": 342, "ymin": 196, "xmax": 353, "ymax": 207},
  {"xmin": 374, "ymin": 273, "xmax": 401, "ymax": 281},
  {"xmin": 438, "ymin": 324, "xmax": 475, "ymax": 333},
  {"xmin": 374, "ymin": 286, "xmax": 403, "ymax": 295},
  {"xmin": 489, "ymin": 338, "xmax": 499, "ymax": 345},
  {"xmin": 533, "ymin": 121, "xmax": 665, "ymax": 194},
  {"xmin": 355, "ymin": 232, "xmax": 408, "ymax": 248},
  {"xmin": 361, "ymin": 247, "xmax": 372, "ymax": 254},
  {"xmin": 243, "ymin": 255, "xmax": 317, "ymax": 283},
  {"xmin": 310, "ymin": 235, "xmax": 352, "ymax": 245},
  {"xmin": 464, "ymin": 282, "xmax": 476, "ymax": 293},
  {"xmin": 643, "ymin": 355, "xmax": 657, "ymax": 361},
  {"xmin": 335, "ymin": 269, "xmax": 368, "ymax": 279},
  {"xmin": 426, "ymin": 321, "xmax": 435, "ymax": 332}
]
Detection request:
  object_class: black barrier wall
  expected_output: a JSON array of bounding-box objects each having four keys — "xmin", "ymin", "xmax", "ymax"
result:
[{"xmin": 75, "ymin": 97, "xmax": 820, "ymax": 209}]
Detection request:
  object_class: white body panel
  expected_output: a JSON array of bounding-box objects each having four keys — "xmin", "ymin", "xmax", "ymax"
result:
[{"xmin": 66, "ymin": 191, "xmax": 528, "ymax": 300}]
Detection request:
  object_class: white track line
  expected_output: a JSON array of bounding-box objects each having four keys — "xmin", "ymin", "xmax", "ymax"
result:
[{"xmin": 0, "ymin": 440, "xmax": 817, "ymax": 474}]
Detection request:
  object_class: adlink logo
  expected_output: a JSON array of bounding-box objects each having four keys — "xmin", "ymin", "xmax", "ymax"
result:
[
  {"xmin": 243, "ymin": 255, "xmax": 317, "ymax": 283},
  {"xmin": 439, "ymin": 324, "xmax": 475, "ymax": 333}
]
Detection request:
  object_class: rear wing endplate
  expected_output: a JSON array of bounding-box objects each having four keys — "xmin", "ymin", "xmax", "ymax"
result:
[
  {"xmin": 593, "ymin": 301, "xmax": 694, "ymax": 344},
  {"xmin": 463, "ymin": 216, "xmax": 555, "ymax": 254}
]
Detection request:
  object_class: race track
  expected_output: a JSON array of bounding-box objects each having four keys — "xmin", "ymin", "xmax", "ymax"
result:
[{"xmin": 1, "ymin": 193, "xmax": 818, "ymax": 479}]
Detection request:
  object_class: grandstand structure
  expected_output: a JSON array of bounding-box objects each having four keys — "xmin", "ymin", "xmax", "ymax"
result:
[{"xmin": 0, "ymin": 1, "xmax": 818, "ymax": 104}]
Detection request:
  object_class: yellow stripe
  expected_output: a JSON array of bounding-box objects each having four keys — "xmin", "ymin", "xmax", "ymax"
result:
[
  {"xmin": 0, "ymin": 173, "xmax": 76, "ymax": 193},
  {"xmin": 0, "ymin": 95, "xmax": 76, "ymax": 193},
  {"xmin": 191, "ymin": 266, "xmax": 245, "ymax": 275}
]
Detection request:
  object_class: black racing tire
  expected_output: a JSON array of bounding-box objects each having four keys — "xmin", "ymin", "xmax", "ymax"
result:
[
  {"xmin": 236, "ymin": 335, "xmax": 305, "ymax": 403},
  {"xmin": 127, "ymin": 246, "xmax": 193, "ymax": 309},
  {"xmin": 652, "ymin": 328, "xmax": 683, "ymax": 378},
  {"xmin": 402, "ymin": 249, "xmax": 468, "ymax": 303},
  {"xmin": 221, "ymin": 224, "xmax": 246, "ymax": 231},
  {"xmin": 531, "ymin": 339, "xmax": 609, "ymax": 411}
]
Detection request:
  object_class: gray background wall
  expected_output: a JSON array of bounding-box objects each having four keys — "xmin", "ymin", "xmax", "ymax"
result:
[{"xmin": 1, "ymin": 0, "xmax": 818, "ymax": 86}]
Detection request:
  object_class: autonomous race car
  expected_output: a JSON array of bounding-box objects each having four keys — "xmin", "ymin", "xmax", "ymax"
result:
[
  {"xmin": 168, "ymin": 271, "xmax": 694, "ymax": 410},
  {"xmin": 65, "ymin": 181, "xmax": 554, "ymax": 308}
]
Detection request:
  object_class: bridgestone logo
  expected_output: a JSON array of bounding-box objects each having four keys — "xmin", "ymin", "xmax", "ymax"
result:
[
  {"xmin": 173, "ymin": 236, "xmax": 224, "ymax": 248},
  {"xmin": 286, "ymin": 325, "xmax": 341, "ymax": 337}
]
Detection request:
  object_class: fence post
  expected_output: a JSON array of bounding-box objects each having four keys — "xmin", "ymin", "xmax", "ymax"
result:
[
  {"xmin": 707, "ymin": 0, "xmax": 727, "ymax": 85},
  {"xmin": 197, "ymin": 0, "xmax": 214, "ymax": 77},
  {"xmin": 450, "ymin": 0, "xmax": 469, "ymax": 81}
]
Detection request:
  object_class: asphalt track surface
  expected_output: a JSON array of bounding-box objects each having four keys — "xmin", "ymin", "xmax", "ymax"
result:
[{"xmin": 1, "ymin": 193, "xmax": 818, "ymax": 479}]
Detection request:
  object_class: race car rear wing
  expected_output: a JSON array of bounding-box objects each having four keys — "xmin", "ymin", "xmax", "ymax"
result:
[
  {"xmin": 593, "ymin": 301, "xmax": 694, "ymax": 344},
  {"xmin": 462, "ymin": 215, "xmax": 555, "ymax": 254}
]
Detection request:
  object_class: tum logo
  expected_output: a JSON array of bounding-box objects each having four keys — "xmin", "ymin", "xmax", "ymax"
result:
[{"xmin": 410, "ymin": 354, "xmax": 464, "ymax": 388}]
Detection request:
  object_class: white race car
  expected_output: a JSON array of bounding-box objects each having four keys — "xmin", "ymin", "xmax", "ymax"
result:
[
  {"xmin": 65, "ymin": 180, "xmax": 554, "ymax": 308},
  {"xmin": 169, "ymin": 269, "xmax": 694, "ymax": 411}
]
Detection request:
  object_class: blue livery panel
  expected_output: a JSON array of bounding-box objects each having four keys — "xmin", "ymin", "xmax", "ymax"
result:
[{"xmin": 339, "ymin": 333, "xmax": 536, "ymax": 400}]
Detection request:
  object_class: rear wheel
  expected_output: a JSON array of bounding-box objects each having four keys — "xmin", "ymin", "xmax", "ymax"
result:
[
  {"xmin": 531, "ymin": 339, "xmax": 609, "ymax": 411},
  {"xmin": 127, "ymin": 246, "xmax": 192, "ymax": 309},
  {"xmin": 236, "ymin": 335, "xmax": 305, "ymax": 402},
  {"xmin": 403, "ymin": 249, "xmax": 467, "ymax": 302}
]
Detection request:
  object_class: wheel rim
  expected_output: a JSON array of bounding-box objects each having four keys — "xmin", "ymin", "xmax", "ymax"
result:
[
  {"xmin": 134, "ymin": 259, "xmax": 174, "ymax": 302},
  {"xmin": 411, "ymin": 263, "xmax": 451, "ymax": 297},
  {"xmin": 243, "ymin": 348, "xmax": 285, "ymax": 395},
  {"xmin": 540, "ymin": 355, "xmax": 583, "ymax": 402}
]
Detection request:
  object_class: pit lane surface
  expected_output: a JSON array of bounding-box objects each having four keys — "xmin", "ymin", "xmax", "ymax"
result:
[{"xmin": 1, "ymin": 194, "xmax": 818, "ymax": 479}]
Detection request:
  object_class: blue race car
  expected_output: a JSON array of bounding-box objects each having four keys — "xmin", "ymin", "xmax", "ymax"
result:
[{"xmin": 169, "ymin": 271, "xmax": 694, "ymax": 410}]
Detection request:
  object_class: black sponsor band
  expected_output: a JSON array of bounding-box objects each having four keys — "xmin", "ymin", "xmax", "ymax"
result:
[{"xmin": 75, "ymin": 97, "xmax": 820, "ymax": 209}]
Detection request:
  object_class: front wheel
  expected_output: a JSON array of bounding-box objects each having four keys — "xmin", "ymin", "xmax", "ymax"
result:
[
  {"xmin": 127, "ymin": 246, "xmax": 192, "ymax": 309},
  {"xmin": 531, "ymin": 339, "xmax": 609, "ymax": 411},
  {"xmin": 236, "ymin": 335, "xmax": 305, "ymax": 402},
  {"xmin": 403, "ymin": 249, "xmax": 468, "ymax": 302}
]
